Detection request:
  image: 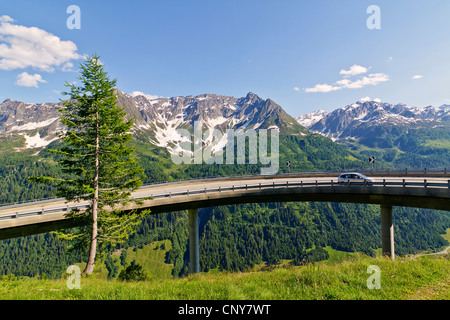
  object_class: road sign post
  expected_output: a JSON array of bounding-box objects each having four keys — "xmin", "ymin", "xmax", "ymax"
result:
[{"xmin": 369, "ymin": 156, "xmax": 375, "ymax": 171}]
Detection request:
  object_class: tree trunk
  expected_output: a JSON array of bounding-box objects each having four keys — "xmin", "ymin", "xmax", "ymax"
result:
[{"xmin": 83, "ymin": 112, "xmax": 100, "ymax": 275}]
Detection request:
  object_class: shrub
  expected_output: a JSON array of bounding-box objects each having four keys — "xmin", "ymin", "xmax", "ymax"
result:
[{"xmin": 118, "ymin": 260, "xmax": 148, "ymax": 281}]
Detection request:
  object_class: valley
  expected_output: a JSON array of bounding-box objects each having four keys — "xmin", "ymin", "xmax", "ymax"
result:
[{"xmin": 0, "ymin": 91, "xmax": 449, "ymax": 281}]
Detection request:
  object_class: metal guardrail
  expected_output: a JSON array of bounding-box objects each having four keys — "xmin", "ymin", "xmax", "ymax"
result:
[
  {"xmin": 1, "ymin": 178, "xmax": 448, "ymax": 222},
  {"xmin": 0, "ymin": 204, "xmax": 89, "ymax": 221},
  {"xmin": 2, "ymin": 168, "xmax": 448, "ymax": 208},
  {"xmin": 143, "ymin": 179, "xmax": 450, "ymax": 200}
]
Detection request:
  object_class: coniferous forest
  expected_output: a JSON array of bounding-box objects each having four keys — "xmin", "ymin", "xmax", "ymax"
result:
[{"xmin": 0, "ymin": 135, "xmax": 449, "ymax": 279}]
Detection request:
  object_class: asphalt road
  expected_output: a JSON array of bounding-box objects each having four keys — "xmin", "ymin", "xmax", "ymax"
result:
[{"xmin": 1, "ymin": 175, "xmax": 448, "ymax": 218}]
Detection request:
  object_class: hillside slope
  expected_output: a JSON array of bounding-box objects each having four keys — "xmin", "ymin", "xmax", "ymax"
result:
[
  {"xmin": 297, "ymin": 99, "xmax": 450, "ymax": 169},
  {"xmin": 1, "ymin": 254, "xmax": 448, "ymax": 300},
  {"xmin": 0, "ymin": 92, "xmax": 449, "ymax": 279}
]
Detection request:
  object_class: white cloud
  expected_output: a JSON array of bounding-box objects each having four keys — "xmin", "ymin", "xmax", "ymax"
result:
[
  {"xmin": 335, "ymin": 79, "xmax": 351, "ymax": 86},
  {"xmin": 293, "ymin": 86, "xmax": 300, "ymax": 92},
  {"xmin": 304, "ymin": 83, "xmax": 341, "ymax": 93},
  {"xmin": 412, "ymin": 75, "xmax": 423, "ymax": 80},
  {"xmin": 61, "ymin": 61, "xmax": 74, "ymax": 72},
  {"xmin": 386, "ymin": 57, "xmax": 393, "ymax": 63},
  {"xmin": 15, "ymin": 72, "xmax": 46, "ymax": 87},
  {"xmin": 339, "ymin": 64, "xmax": 369, "ymax": 77},
  {"xmin": 0, "ymin": 17, "xmax": 81, "ymax": 72},
  {"xmin": 305, "ymin": 70, "xmax": 389, "ymax": 93},
  {"xmin": 344, "ymin": 73, "xmax": 389, "ymax": 89},
  {"xmin": 0, "ymin": 15, "xmax": 14, "ymax": 23},
  {"xmin": 130, "ymin": 91, "xmax": 162, "ymax": 100}
]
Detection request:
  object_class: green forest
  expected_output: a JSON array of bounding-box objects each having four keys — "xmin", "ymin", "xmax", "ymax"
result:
[
  {"xmin": 0, "ymin": 131, "xmax": 449, "ymax": 279},
  {"xmin": 342, "ymin": 124, "xmax": 450, "ymax": 170}
]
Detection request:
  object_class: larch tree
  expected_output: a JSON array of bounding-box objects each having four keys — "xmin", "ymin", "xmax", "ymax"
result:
[{"xmin": 30, "ymin": 54, "xmax": 149, "ymax": 274}]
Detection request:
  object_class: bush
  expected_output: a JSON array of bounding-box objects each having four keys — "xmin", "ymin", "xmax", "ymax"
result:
[
  {"xmin": 117, "ymin": 261, "xmax": 148, "ymax": 281},
  {"xmin": 0, "ymin": 274, "xmax": 18, "ymax": 281},
  {"xmin": 105, "ymin": 255, "xmax": 120, "ymax": 279},
  {"xmin": 291, "ymin": 247, "xmax": 329, "ymax": 266},
  {"xmin": 304, "ymin": 247, "xmax": 329, "ymax": 263}
]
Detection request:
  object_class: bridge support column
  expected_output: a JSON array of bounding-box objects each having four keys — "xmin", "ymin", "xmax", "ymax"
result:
[
  {"xmin": 188, "ymin": 208, "xmax": 200, "ymax": 274},
  {"xmin": 380, "ymin": 204, "xmax": 395, "ymax": 260}
]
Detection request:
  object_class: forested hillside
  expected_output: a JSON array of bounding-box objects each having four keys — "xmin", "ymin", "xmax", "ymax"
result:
[
  {"xmin": 297, "ymin": 99, "xmax": 450, "ymax": 170},
  {"xmin": 340, "ymin": 126, "xmax": 450, "ymax": 169},
  {"xmin": 0, "ymin": 132, "xmax": 449, "ymax": 278},
  {"xmin": 0, "ymin": 152, "xmax": 60, "ymax": 205}
]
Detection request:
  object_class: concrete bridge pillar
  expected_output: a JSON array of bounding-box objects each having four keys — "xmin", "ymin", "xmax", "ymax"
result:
[
  {"xmin": 380, "ymin": 204, "xmax": 395, "ymax": 260},
  {"xmin": 188, "ymin": 208, "xmax": 200, "ymax": 274}
]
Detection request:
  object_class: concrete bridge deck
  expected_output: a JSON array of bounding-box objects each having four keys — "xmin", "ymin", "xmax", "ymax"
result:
[{"xmin": 0, "ymin": 173, "xmax": 449, "ymax": 270}]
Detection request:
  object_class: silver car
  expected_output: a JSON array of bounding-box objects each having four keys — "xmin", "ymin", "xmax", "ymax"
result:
[{"xmin": 338, "ymin": 172, "xmax": 375, "ymax": 185}]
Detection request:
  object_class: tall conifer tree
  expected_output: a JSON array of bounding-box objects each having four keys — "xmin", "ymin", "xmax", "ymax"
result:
[{"xmin": 31, "ymin": 54, "xmax": 148, "ymax": 274}]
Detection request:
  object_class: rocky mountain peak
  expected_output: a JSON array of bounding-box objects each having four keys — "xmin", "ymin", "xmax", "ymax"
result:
[
  {"xmin": 0, "ymin": 90, "xmax": 304, "ymax": 152},
  {"xmin": 296, "ymin": 99, "xmax": 450, "ymax": 142}
]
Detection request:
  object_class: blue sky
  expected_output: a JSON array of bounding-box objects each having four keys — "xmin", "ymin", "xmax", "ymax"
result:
[{"xmin": 1, "ymin": 0, "xmax": 450, "ymax": 116}]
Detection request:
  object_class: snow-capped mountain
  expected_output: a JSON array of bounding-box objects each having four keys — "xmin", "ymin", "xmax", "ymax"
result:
[
  {"xmin": 295, "ymin": 109, "xmax": 329, "ymax": 129},
  {"xmin": 0, "ymin": 99, "xmax": 63, "ymax": 148},
  {"xmin": 127, "ymin": 91, "xmax": 304, "ymax": 153},
  {"xmin": 296, "ymin": 98, "xmax": 450, "ymax": 142},
  {"xmin": 0, "ymin": 90, "xmax": 304, "ymax": 152}
]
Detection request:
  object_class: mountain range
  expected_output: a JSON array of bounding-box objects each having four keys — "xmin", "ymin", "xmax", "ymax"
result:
[
  {"xmin": 1, "ymin": 91, "xmax": 449, "ymax": 169},
  {"xmin": 1, "ymin": 91, "xmax": 449, "ymax": 279},
  {"xmin": 0, "ymin": 90, "xmax": 305, "ymax": 153},
  {"xmin": 296, "ymin": 98, "xmax": 450, "ymax": 168},
  {"xmin": 296, "ymin": 98, "xmax": 450, "ymax": 143}
]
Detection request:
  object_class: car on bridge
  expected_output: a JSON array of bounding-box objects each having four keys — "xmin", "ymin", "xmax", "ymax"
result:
[{"xmin": 338, "ymin": 172, "xmax": 375, "ymax": 185}]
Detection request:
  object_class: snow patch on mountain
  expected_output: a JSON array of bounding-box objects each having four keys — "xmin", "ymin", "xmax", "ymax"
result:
[
  {"xmin": 21, "ymin": 132, "xmax": 58, "ymax": 149},
  {"xmin": 9, "ymin": 117, "xmax": 59, "ymax": 132},
  {"xmin": 295, "ymin": 109, "xmax": 328, "ymax": 128}
]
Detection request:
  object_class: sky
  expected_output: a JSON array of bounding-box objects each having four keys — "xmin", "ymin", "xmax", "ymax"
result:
[{"xmin": 1, "ymin": 0, "xmax": 450, "ymax": 117}]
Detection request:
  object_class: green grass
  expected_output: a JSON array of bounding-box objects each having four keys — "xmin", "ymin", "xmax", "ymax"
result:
[
  {"xmin": 442, "ymin": 228, "xmax": 450, "ymax": 243},
  {"xmin": 123, "ymin": 240, "xmax": 174, "ymax": 279},
  {"xmin": 322, "ymin": 246, "xmax": 358, "ymax": 262},
  {"xmin": 1, "ymin": 254, "xmax": 448, "ymax": 300},
  {"xmin": 0, "ymin": 134, "xmax": 25, "ymax": 152},
  {"xmin": 423, "ymin": 139, "xmax": 450, "ymax": 149}
]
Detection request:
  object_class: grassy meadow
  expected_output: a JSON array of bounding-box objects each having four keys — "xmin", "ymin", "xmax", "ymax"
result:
[{"xmin": 0, "ymin": 252, "xmax": 448, "ymax": 300}]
